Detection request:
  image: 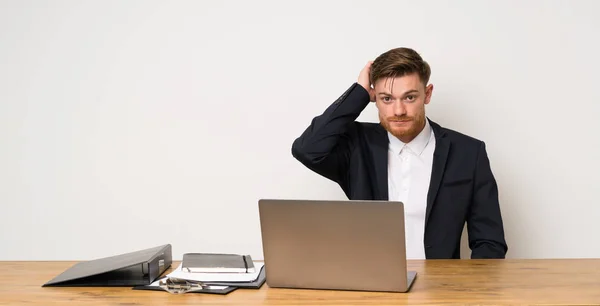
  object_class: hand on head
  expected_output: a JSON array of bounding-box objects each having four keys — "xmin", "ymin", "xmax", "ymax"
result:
[{"xmin": 357, "ymin": 61, "xmax": 376, "ymax": 102}]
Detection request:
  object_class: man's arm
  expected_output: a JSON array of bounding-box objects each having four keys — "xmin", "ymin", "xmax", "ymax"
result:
[
  {"xmin": 467, "ymin": 141, "xmax": 509, "ymax": 259},
  {"xmin": 291, "ymin": 62, "xmax": 375, "ymax": 185},
  {"xmin": 291, "ymin": 82, "xmax": 371, "ymax": 184}
]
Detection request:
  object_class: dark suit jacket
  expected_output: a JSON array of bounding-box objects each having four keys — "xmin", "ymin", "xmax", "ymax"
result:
[{"xmin": 291, "ymin": 83, "xmax": 508, "ymax": 259}]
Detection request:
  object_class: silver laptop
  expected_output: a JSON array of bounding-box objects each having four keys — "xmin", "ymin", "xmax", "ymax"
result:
[{"xmin": 258, "ymin": 199, "xmax": 417, "ymax": 293}]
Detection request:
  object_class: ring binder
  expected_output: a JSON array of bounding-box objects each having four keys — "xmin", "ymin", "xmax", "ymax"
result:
[{"xmin": 42, "ymin": 244, "xmax": 172, "ymax": 287}]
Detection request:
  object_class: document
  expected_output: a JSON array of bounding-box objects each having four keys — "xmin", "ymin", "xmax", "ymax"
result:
[
  {"xmin": 133, "ymin": 262, "xmax": 265, "ymax": 294},
  {"xmin": 167, "ymin": 262, "xmax": 265, "ymax": 283}
]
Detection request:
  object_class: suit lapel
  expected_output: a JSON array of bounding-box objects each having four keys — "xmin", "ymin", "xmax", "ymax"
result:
[
  {"xmin": 373, "ymin": 125, "xmax": 389, "ymax": 200},
  {"xmin": 426, "ymin": 120, "xmax": 450, "ymax": 226}
]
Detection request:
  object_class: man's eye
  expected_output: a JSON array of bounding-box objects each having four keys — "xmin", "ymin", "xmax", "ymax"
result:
[
  {"xmin": 405, "ymin": 95, "xmax": 415, "ymax": 101},
  {"xmin": 383, "ymin": 97, "xmax": 391, "ymax": 102}
]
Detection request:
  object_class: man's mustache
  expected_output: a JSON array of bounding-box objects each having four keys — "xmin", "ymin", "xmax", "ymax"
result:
[{"xmin": 387, "ymin": 116, "xmax": 413, "ymax": 122}]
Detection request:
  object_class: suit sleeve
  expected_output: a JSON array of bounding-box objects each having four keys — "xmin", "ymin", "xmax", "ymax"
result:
[
  {"xmin": 468, "ymin": 142, "xmax": 509, "ymax": 259},
  {"xmin": 291, "ymin": 83, "xmax": 371, "ymax": 186}
]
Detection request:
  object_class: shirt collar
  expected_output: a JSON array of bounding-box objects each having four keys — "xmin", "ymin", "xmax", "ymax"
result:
[{"xmin": 387, "ymin": 119, "xmax": 433, "ymax": 156}]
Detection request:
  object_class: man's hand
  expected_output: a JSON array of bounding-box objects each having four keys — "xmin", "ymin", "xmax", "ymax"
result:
[{"xmin": 358, "ymin": 61, "xmax": 376, "ymax": 102}]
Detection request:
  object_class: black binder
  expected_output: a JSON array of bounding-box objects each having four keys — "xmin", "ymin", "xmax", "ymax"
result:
[{"xmin": 42, "ymin": 244, "xmax": 172, "ymax": 287}]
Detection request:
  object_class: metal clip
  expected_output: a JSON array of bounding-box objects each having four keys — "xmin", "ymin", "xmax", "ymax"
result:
[{"xmin": 158, "ymin": 277, "xmax": 206, "ymax": 294}]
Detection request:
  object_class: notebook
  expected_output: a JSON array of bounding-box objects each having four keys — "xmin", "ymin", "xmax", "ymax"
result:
[{"xmin": 181, "ymin": 253, "xmax": 255, "ymax": 273}]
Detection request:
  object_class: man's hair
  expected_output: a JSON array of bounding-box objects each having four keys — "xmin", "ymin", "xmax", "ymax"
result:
[{"xmin": 370, "ymin": 47, "xmax": 431, "ymax": 87}]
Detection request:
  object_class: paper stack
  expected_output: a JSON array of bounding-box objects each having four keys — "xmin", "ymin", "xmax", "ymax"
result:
[{"xmin": 133, "ymin": 256, "xmax": 266, "ymax": 294}]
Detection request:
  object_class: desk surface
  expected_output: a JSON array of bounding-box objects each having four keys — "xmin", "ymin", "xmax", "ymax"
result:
[{"xmin": 1, "ymin": 259, "xmax": 600, "ymax": 305}]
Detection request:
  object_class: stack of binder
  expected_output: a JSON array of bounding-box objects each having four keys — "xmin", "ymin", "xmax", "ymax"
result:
[{"xmin": 41, "ymin": 244, "xmax": 265, "ymax": 295}]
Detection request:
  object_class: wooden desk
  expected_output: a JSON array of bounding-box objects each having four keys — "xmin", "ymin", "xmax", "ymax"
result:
[{"xmin": 1, "ymin": 259, "xmax": 600, "ymax": 305}]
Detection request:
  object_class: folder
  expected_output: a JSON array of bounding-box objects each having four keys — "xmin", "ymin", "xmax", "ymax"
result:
[{"xmin": 42, "ymin": 244, "xmax": 172, "ymax": 287}]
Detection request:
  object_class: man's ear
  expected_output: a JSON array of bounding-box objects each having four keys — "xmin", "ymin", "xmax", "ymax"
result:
[
  {"xmin": 424, "ymin": 84, "xmax": 434, "ymax": 105},
  {"xmin": 369, "ymin": 87, "xmax": 376, "ymax": 102}
]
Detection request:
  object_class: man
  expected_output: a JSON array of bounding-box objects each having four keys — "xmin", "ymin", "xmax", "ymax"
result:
[{"xmin": 291, "ymin": 47, "xmax": 507, "ymax": 259}]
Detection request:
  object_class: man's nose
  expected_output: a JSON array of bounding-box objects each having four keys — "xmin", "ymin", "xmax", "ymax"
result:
[{"xmin": 393, "ymin": 101, "xmax": 407, "ymax": 116}]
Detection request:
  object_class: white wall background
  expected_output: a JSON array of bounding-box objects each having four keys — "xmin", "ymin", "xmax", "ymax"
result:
[{"xmin": 1, "ymin": 0, "xmax": 599, "ymax": 261}]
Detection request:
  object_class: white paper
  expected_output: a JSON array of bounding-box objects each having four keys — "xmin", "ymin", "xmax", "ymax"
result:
[{"xmin": 166, "ymin": 262, "xmax": 264, "ymax": 283}]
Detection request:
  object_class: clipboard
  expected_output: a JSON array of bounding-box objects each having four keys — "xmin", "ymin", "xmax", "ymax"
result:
[
  {"xmin": 133, "ymin": 278, "xmax": 239, "ymax": 295},
  {"xmin": 132, "ymin": 264, "xmax": 266, "ymax": 294}
]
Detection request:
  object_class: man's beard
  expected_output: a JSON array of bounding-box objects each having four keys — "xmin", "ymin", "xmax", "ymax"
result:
[{"xmin": 380, "ymin": 113, "xmax": 426, "ymax": 141}]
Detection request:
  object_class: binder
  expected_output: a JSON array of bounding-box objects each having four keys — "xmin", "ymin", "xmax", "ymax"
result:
[{"xmin": 42, "ymin": 244, "xmax": 172, "ymax": 287}]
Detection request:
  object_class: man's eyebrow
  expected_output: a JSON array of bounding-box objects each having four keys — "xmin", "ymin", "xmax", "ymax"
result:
[{"xmin": 378, "ymin": 89, "xmax": 420, "ymax": 96}]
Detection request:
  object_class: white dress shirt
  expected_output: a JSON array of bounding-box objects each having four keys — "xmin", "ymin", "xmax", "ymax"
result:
[{"xmin": 387, "ymin": 120, "xmax": 435, "ymax": 259}]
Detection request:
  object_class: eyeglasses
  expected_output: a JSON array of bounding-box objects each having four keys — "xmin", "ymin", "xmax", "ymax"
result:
[{"xmin": 158, "ymin": 277, "xmax": 206, "ymax": 294}]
